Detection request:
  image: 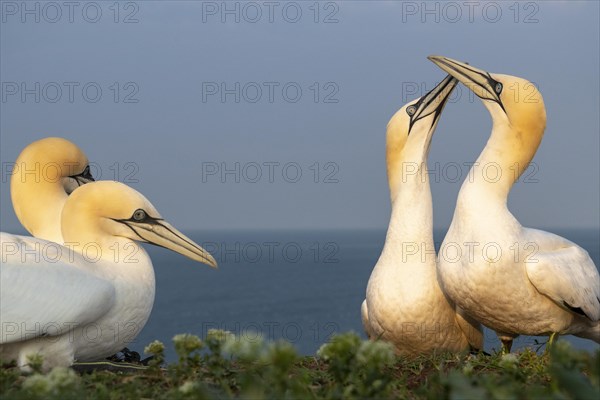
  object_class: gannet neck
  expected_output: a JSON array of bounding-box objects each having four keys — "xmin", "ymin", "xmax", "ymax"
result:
[
  {"xmin": 386, "ymin": 74, "xmax": 457, "ymax": 204},
  {"xmin": 458, "ymin": 103, "xmax": 545, "ymax": 208},
  {"xmin": 384, "ymin": 74, "xmax": 457, "ymax": 248},
  {"xmin": 386, "ymin": 124, "xmax": 433, "ymax": 204},
  {"xmin": 426, "ymin": 56, "xmax": 546, "ymax": 207},
  {"xmin": 384, "ymin": 114, "xmax": 439, "ymax": 261},
  {"xmin": 11, "ymin": 178, "xmax": 68, "ymax": 243},
  {"xmin": 10, "ymin": 137, "xmax": 92, "ymax": 243},
  {"xmin": 385, "ymin": 160, "xmax": 434, "ymax": 256}
]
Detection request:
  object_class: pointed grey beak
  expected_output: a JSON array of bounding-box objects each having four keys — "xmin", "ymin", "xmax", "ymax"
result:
[
  {"xmin": 427, "ymin": 55, "xmax": 505, "ymax": 112},
  {"xmin": 408, "ymin": 74, "xmax": 458, "ymax": 134},
  {"xmin": 122, "ymin": 218, "xmax": 218, "ymax": 268}
]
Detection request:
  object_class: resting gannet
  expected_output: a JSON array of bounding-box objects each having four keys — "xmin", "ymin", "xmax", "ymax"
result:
[
  {"xmin": 0, "ymin": 181, "xmax": 217, "ymax": 370},
  {"xmin": 429, "ymin": 55, "xmax": 600, "ymax": 351},
  {"xmin": 361, "ymin": 75, "xmax": 483, "ymax": 355},
  {"xmin": 10, "ymin": 137, "xmax": 94, "ymax": 243}
]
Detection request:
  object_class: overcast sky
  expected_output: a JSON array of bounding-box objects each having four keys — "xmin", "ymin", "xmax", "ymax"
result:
[{"xmin": 1, "ymin": 1, "xmax": 598, "ymax": 232}]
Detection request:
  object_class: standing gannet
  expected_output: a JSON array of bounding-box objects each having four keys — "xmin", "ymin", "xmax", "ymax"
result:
[
  {"xmin": 0, "ymin": 181, "xmax": 217, "ymax": 370},
  {"xmin": 10, "ymin": 137, "xmax": 94, "ymax": 243},
  {"xmin": 428, "ymin": 56, "xmax": 600, "ymax": 350},
  {"xmin": 361, "ymin": 75, "xmax": 483, "ymax": 355}
]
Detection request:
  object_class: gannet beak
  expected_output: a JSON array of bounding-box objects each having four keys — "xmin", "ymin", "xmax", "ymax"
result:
[
  {"xmin": 427, "ymin": 55, "xmax": 506, "ymax": 112},
  {"xmin": 69, "ymin": 165, "xmax": 95, "ymax": 187},
  {"xmin": 408, "ymin": 74, "xmax": 458, "ymax": 134},
  {"xmin": 120, "ymin": 218, "xmax": 218, "ymax": 268}
]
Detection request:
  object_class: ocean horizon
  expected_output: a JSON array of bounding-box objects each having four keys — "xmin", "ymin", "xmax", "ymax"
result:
[{"xmin": 125, "ymin": 227, "xmax": 600, "ymax": 361}]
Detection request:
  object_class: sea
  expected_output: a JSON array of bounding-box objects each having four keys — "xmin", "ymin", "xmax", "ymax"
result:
[{"xmin": 133, "ymin": 228, "xmax": 600, "ymax": 361}]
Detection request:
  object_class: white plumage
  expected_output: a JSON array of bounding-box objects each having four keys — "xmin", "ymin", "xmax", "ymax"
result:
[
  {"xmin": 1, "ymin": 181, "xmax": 217, "ymax": 370},
  {"xmin": 362, "ymin": 74, "xmax": 483, "ymax": 355},
  {"xmin": 429, "ymin": 55, "xmax": 600, "ymax": 350}
]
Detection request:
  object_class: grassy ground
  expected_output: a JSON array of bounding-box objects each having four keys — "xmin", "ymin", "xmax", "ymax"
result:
[{"xmin": 1, "ymin": 331, "xmax": 599, "ymax": 399}]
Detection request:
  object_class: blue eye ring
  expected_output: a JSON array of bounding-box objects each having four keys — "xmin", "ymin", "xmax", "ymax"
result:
[{"xmin": 133, "ymin": 209, "xmax": 147, "ymax": 221}]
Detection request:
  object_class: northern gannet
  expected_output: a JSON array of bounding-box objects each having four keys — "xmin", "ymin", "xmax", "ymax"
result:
[
  {"xmin": 0, "ymin": 181, "xmax": 217, "ymax": 370},
  {"xmin": 428, "ymin": 55, "xmax": 600, "ymax": 350},
  {"xmin": 10, "ymin": 137, "xmax": 94, "ymax": 243},
  {"xmin": 361, "ymin": 75, "xmax": 483, "ymax": 355}
]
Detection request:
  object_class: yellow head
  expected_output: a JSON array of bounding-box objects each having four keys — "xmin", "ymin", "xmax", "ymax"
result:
[
  {"xmin": 11, "ymin": 137, "xmax": 93, "ymax": 192},
  {"xmin": 386, "ymin": 74, "xmax": 458, "ymax": 200},
  {"xmin": 62, "ymin": 181, "xmax": 217, "ymax": 268},
  {"xmin": 10, "ymin": 137, "xmax": 94, "ymax": 242},
  {"xmin": 428, "ymin": 56, "xmax": 546, "ymax": 172}
]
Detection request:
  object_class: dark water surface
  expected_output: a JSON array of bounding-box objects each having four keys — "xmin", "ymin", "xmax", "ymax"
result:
[{"xmin": 134, "ymin": 229, "xmax": 600, "ymax": 361}]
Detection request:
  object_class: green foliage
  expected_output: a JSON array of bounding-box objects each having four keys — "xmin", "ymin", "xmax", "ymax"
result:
[
  {"xmin": 20, "ymin": 367, "xmax": 82, "ymax": 400},
  {"xmin": 423, "ymin": 342, "xmax": 599, "ymax": 400},
  {"xmin": 1, "ymin": 335, "xmax": 598, "ymax": 400},
  {"xmin": 144, "ymin": 339, "xmax": 166, "ymax": 370},
  {"xmin": 548, "ymin": 341, "xmax": 599, "ymax": 400},
  {"xmin": 24, "ymin": 354, "xmax": 44, "ymax": 374},
  {"xmin": 173, "ymin": 334, "xmax": 204, "ymax": 367},
  {"xmin": 317, "ymin": 332, "xmax": 396, "ymax": 399}
]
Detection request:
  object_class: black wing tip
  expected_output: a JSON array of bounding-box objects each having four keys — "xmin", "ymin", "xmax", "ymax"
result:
[{"xmin": 562, "ymin": 301, "xmax": 591, "ymax": 320}]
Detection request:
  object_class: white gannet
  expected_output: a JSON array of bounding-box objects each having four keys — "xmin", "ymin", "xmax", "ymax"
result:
[
  {"xmin": 0, "ymin": 181, "xmax": 217, "ymax": 370},
  {"xmin": 428, "ymin": 55, "xmax": 600, "ymax": 350},
  {"xmin": 10, "ymin": 137, "xmax": 94, "ymax": 243},
  {"xmin": 361, "ymin": 75, "xmax": 483, "ymax": 355}
]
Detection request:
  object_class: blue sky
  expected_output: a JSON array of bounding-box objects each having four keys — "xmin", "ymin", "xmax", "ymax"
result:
[{"xmin": 1, "ymin": 1, "xmax": 598, "ymax": 231}]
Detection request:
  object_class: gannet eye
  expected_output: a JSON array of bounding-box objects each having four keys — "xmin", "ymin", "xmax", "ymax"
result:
[
  {"xmin": 495, "ymin": 82, "xmax": 503, "ymax": 94},
  {"xmin": 132, "ymin": 209, "xmax": 147, "ymax": 221},
  {"xmin": 406, "ymin": 106, "xmax": 417, "ymax": 116}
]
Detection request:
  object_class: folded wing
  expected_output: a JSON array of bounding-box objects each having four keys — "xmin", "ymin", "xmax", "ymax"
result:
[
  {"xmin": 524, "ymin": 229, "xmax": 600, "ymax": 322},
  {"xmin": 0, "ymin": 233, "xmax": 115, "ymax": 344}
]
